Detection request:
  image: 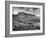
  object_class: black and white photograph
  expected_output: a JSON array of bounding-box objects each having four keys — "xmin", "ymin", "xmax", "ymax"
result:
[
  {"xmin": 12, "ymin": 7, "xmax": 40, "ymax": 31},
  {"xmin": 5, "ymin": 1, "xmax": 45, "ymax": 37},
  {"xmin": 10, "ymin": 4, "xmax": 43, "ymax": 34},
  {"xmin": 9, "ymin": 4, "xmax": 43, "ymax": 34}
]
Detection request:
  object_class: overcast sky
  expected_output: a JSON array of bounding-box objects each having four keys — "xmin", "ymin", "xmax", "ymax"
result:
[{"xmin": 12, "ymin": 7, "xmax": 40, "ymax": 17}]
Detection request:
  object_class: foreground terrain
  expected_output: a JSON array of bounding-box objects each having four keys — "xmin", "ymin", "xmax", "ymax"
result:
[{"xmin": 12, "ymin": 12, "xmax": 40, "ymax": 31}]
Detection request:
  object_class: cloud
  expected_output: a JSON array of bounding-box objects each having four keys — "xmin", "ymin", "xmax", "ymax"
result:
[{"xmin": 12, "ymin": 7, "xmax": 40, "ymax": 17}]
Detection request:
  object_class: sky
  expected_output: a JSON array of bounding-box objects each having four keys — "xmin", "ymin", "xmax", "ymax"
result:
[{"xmin": 12, "ymin": 7, "xmax": 40, "ymax": 17}]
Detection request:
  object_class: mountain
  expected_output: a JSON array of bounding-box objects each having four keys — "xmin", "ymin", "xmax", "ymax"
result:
[
  {"xmin": 13, "ymin": 12, "xmax": 36, "ymax": 18},
  {"xmin": 13, "ymin": 12, "xmax": 40, "ymax": 31},
  {"xmin": 17, "ymin": 12, "xmax": 35, "ymax": 16},
  {"xmin": 13, "ymin": 12, "xmax": 40, "ymax": 22}
]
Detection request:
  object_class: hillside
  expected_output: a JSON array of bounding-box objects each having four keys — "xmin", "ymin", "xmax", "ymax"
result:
[{"xmin": 12, "ymin": 12, "xmax": 40, "ymax": 31}]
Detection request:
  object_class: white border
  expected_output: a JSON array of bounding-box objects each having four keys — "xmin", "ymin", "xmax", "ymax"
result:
[{"xmin": 10, "ymin": 4, "xmax": 43, "ymax": 34}]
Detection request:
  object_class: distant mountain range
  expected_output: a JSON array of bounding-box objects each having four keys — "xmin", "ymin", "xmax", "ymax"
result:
[
  {"xmin": 14, "ymin": 12, "xmax": 35, "ymax": 17},
  {"xmin": 13, "ymin": 12, "xmax": 40, "ymax": 22}
]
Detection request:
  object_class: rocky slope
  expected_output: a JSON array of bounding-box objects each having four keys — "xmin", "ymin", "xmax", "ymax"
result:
[{"xmin": 12, "ymin": 12, "xmax": 40, "ymax": 31}]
